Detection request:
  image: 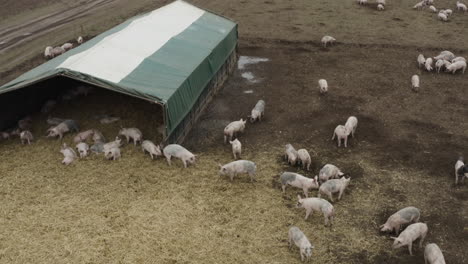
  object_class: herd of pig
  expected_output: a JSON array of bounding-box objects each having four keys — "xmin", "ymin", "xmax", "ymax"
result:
[{"xmin": 1, "ymin": 88, "xmax": 466, "ymax": 263}]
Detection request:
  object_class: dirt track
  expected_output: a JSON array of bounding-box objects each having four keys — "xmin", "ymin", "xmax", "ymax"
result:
[{"xmin": 0, "ymin": 0, "xmax": 467, "ymax": 263}]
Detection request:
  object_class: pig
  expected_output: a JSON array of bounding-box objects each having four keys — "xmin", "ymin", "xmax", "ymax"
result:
[
  {"xmin": 103, "ymin": 137, "xmax": 122, "ymax": 153},
  {"xmin": 18, "ymin": 117, "xmax": 32, "ymax": 130},
  {"xmin": 280, "ymin": 172, "xmax": 319, "ymax": 197},
  {"xmin": 345, "ymin": 116, "xmax": 358, "ymax": 138},
  {"xmin": 1, "ymin": 131, "xmax": 9, "ymax": 140},
  {"xmin": 20, "ymin": 130, "xmax": 33, "ymax": 144},
  {"xmin": 60, "ymin": 143, "xmax": 77, "ymax": 165},
  {"xmin": 249, "ymin": 100, "xmax": 265, "ymax": 123},
  {"xmin": 288, "ymin": 226, "xmax": 314, "ymax": 262},
  {"xmin": 318, "ymin": 176, "xmax": 351, "ymax": 202},
  {"xmin": 47, "ymin": 120, "xmax": 79, "ymax": 139},
  {"xmin": 380, "ymin": 206, "xmax": 421, "ymax": 235},
  {"xmin": 105, "ymin": 147, "xmax": 121, "ymax": 160},
  {"xmin": 46, "ymin": 117, "xmax": 65, "ymax": 125},
  {"xmin": 90, "ymin": 142, "xmax": 105, "ymax": 153},
  {"xmin": 163, "ymin": 144, "xmax": 196, "ymax": 168},
  {"xmin": 73, "ymin": 129, "xmax": 94, "ymax": 143},
  {"xmin": 411, "ymin": 75, "xmax": 420, "ymax": 92},
  {"xmin": 229, "ymin": 139, "xmax": 242, "ymax": 159},
  {"xmin": 224, "ymin": 119, "xmax": 246, "ymax": 143},
  {"xmin": 318, "ymin": 79, "xmax": 328, "ymax": 94},
  {"xmin": 141, "ymin": 140, "xmax": 162, "ymax": 159},
  {"xmin": 100, "ymin": 116, "xmax": 120, "ymax": 124},
  {"xmin": 285, "ymin": 144, "xmax": 298, "ymax": 166},
  {"xmin": 319, "ymin": 164, "xmax": 345, "ymax": 183},
  {"xmin": 218, "ymin": 160, "xmax": 257, "ymax": 182},
  {"xmin": 424, "ymin": 243, "xmax": 446, "ymax": 264},
  {"xmin": 296, "ymin": 195, "xmax": 335, "ymax": 226},
  {"xmin": 391, "ymin": 222, "xmax": 428, "ymax": 256},
  {"xmin": 76, "ymin": 142, "xmax": 89, "ymax": 158},
  {"xmin": 425, "ymin": 58, "xmax": 433, "ymax": 72},
  {"xmin": 331, "ymin": 125, "xmax": 350, "ymax": 147},
  {"xmin": 118, "ymin": 127, "xmax": 142, "ymax": 145},
  {"xmin": 455, "ymin": 157, "xmax": 468, "ymax": 184},
  {"xmin": 61, "ymin": 43, "xmax": 73, "ymax": 51},
  {"xmin": 41, "ymin": 100, "xmax": 56, "ymax": 113},
  {"xmin": 297, "ymin": 149, "xmax": 312, "ymax": 170},
  {"xmin": 92, "ymin": 129, "xmax": 106, "ymax": 143},
  {"xmin": 445, "ymin": 60, "xmax": 466, "ymax": 74},
  {"xmin": 417, "ymin": 54, "xmax": 426, "ymax": 68}
]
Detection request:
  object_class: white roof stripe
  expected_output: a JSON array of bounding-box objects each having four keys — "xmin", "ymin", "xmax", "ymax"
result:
[{"xmin": 57, "ymin": 1, "xmax": 205, "ymax": 83}]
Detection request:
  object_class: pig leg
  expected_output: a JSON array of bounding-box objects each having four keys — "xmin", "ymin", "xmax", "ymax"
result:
[
  {"xmin": 344, "ymin": 136, "xmax": 348, "ymax": 148},
  {"xmin": 328, "ymin": 192, "xmax": 334, "ymax": 202},
  {"xmin": 324, "ymin": 215, "xmax": 329, "ymax": 226},
  {"xmin": 419, "ymin": 232, "xmax": 427, "ymax": 248},
  {"xmin": 182, "ymin": 159, "xmax": 188, "ymax": 168},
  {"xmin": 282, "ymin": 185, "xmax": 286, "ymax": 193},
  {"xmin": 229, "ymin": 173, "xmax": 235, "ymax": 181},
  {"xmin": 233, "ymin": 151, "xmax": 236, "ymax": 159},
  {"xmin": 307, "ymin": 162, "xmax": 310, "ymax": 171},
  {"xmin": 165, "ymin": 155, "xmax": 172, "ymax": 166},
  {"xmin": 300, "ymin": 251, "xmax": 304, "ymax": 262},
  {"xmin": 304, "ymin": 209, "xmax": 311, "ymax": 220},
  {"xmin": 303, "ymin": 188, "xmax": 308, "ymax": 198},
  {"xmin": 248, "ymin": 172, "xmax": 255, "ymax": 182},
  {"xmin": 408, "ymin": 243, "xmax": 413, "ymax": 256},
  {"xmin": 59, "ymin": 133, "xmax": 63, "ymax": 140},
  {"xmin": 338, "ymin": 189, "xmax": 344, "ymax": 200},
  {"xmin": 337, "ymin": 136, "xmax": 341, "ymax": 147},
  {"xmin": 395, "ymin": 224, "xmax": 401, "ymax": 235}
]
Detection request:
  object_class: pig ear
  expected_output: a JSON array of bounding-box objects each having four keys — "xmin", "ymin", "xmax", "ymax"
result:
[{"xmin": 218, "ymin": 163, "xmax": 223, "ymax": 169}]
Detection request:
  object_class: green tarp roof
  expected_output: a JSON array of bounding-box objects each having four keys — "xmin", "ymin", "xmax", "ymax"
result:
[{"xmin": 0, "ymin": 0, "xmax": 237, "ymax": 137}]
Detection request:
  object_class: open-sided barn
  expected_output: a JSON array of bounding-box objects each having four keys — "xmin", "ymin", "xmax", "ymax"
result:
[{"xmin": 0, "ymin": 0, "xmax": 238, "ymax": 143}]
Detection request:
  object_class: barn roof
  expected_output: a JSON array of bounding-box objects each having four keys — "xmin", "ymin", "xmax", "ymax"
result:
[{"xmin": 0, "ymin": 0, "xmax": 237, "ymax": 137}]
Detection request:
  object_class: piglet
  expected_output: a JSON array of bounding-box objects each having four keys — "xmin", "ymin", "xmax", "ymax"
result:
[
  {"xmin": 218, "ymin": 160, "xmax": 256, "ymax": 182},
  {"xmin": 103, "ymin": 137, "xmax": 122, "ymax": 153},
  {"xmin": 163, "ymin": 144, "xmax": 196, "ymax": 168},
  {"xmin": 297, "ymin": 149, "xmax": 311, "ymax": 170},
  {"xmin": 60, "ymin": 143, "xmax": 77, "ymax": 165},
  {"xmin": 141, "ymin": 140, "xmax": 162, "ymax": 159},
  {"xmin": 455, "ymin": 157, "xmax": 468, "ymax": 184},
  {"xmin": 90, "ymin": 142, "xmax": 105, "ymax": 153},
  {"xmin": 249, "ymin": 100, "xmax": 265, "ymax": 123},
  {"xmin": 20, "ymin": 130, "xmax": 33, "ymax": 144},
  {"xmin": 76, "ymin": 142, "xmax": 89, "ymax": 158},
  {"xmin": 331, "ymin": 125, "xmax": 350, "ymax": 147},
  {"xmin": 73, "ymin": 129, "xmax": 94, "ymax": 143},
  {"xmin": 285, "ymin": 144, "xmax": 298, "ymax": 166},
  {"xmin": 280, "ymin": 172, "xmax": 319, "ymax": 197},
  {"xmin": 424, "ymin": 243, "xmax": 446, "ymax": 264},
  {"xmin": 47, "ymin": 120, "xmax": 79, "ymax": 139},
  {"xmin": 118, "ymin": 127, "xmax": 142, "ymax": 145},
  {"xmin": 229, "ymin": 139, "xmax": 242, "ymax": 159},
  {"xmin": 380, "ymin": 206, "xmax": 420, "ymax": 235},
  {"xmin": 288, "ymin": 226, "xmax": 314, "ymax": 262},
  {"xmin": 296, "ymin": 195, "xmax": 334, "ymax": 226},
  {"xmin": 319, "ymin": 164, "xmax": 345, "ymax": 183},
  {"xmin": 105, "ymin": 147, "xmax": 121, "ymax": 161},
  {"xmin": 318, "ymin": 176, "xmax": 351, "ymax": 202},
  {"xmin": 224, "ymin": 119, "xmax": 246, "ymax": 143},
  {"xmin": 344, "ymin": 116, "xmax": 358, "ymax": 138},
  {"xmin": 391, "ymin": 222, "xmax": 428, "ymax": 256},
  {"xmin": 92, "ymin": 129, "xmax": 106, "ymax": 143}
]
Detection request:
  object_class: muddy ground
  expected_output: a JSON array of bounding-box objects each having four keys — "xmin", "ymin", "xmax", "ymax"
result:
[{"xmin": 0, "ymin": 0, "xmax": 467, "ymax": 263}]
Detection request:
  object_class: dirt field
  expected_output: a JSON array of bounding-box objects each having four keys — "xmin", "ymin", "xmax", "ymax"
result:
[{"xmin": 0, "ymin": 0, "xmax": 467, "ymax": 263}]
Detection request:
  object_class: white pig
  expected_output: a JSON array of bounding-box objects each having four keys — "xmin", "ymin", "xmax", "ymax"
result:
[
  {"xmin": 224, "ymin": 119, "xmax": 246, "ymax": 143},
  {"xmin": 288, "ymin": 226, "xmax": 314, "ymax": 262},
  {"xmin": 331, "ymin": 125, "xmax": 350, "ymax": 147},
  {"xmin": 424, "ymin": 243, "xmax": 446, "ymax": 264},
  {"xmin": 92, "ymin": 129, "xmax": 106, "ymax": 143},
  {"xmin": 103, "ymin": 137, "xmax": 122, "ymax": 153},
  {"xmin": 445, "ymin": 60, "xmax": 466, "ymax": 74},
  {"xmin": 411, "ymin": 75, "xmax": 420, "ymax": 92},
  {"xmin": 318, "ymin": 79, "xmax": 328, "ymax": 94},
  {"xmin": 118, "ymin": 127, "xmax": 142, "ymax": 145},
  {"xmin": 285, "ymin": 144, "xmax": 298, "ymax": 166},
  {"xmin": 218, "ymin": 160, "xmax": 256, "ymax": 182},
  {"xmin": 344, "ymin": 116, "xmax": 358, "ymax": 138},
  {"xmin": 455, "ymin": 157, "xmax": 468, "ymax": 184},
  {"xmin": 163, "ymin": 144, "xmax": 196, "ymax": 168},
  {"xmin": 280, "ymin": 172, "xmax": 319, "ymax": 197},
  {"xmin": 76, "ymin": 142, "xmax": 89, "ymax": 158},
  {"xmin": 417, "ymin": 54, "xmax": 426, "ymax": 68},
  {"xmin": 297, "ymin": 149, "xmax": 312, "ymax": 170},
  {"xmin": 391, "ymin": 222, "xmax": 428, "ymax": 256},
  {"xmin": 296, "ymin": 195, "xmax": 335, "ymax": 226},
  {"xmin": 319, "ymin": 164, "xmax": 345, "ymax": 183},
  {"xmin": 380, "ymin": 206, "xmax": 421, "ymax": 235},
  {"xmin": 318, "ymin": 176, "xmax": 351, "ymax": 202},
  {"xmin": 47, "ymin": 120, "xmax": 79, "ymax": 139},
  {"xmin": 60, "ymin": 143, "xmax": 77, "ymax": 165},
  {"xmin": 20, "ymin": 130, "xmax": 33, "ymax": 145},
  {"xmin": 229, "ymin": 139, "xmax": 242, "ymax": 159},
  {"xmin": 105, "ymin": 147, "xmax": 121, "ymax": 160},
  {"xmin": 249, "ymin": 100, "xmax": 265, "ymax": 123},
  {"xmin": 73, "ymin": 129, "xmax": 94, "ymax": 143},
  {"xmin": 141, "ymin": 140, "xmax": 162, "ymax": 159},
  {"xmin": 425, "ymin": 58, "xmax": 433, "ymax": 72}
]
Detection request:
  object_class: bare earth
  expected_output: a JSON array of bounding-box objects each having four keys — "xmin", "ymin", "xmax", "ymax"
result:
[{"xmin": 0, "ymin": 0, "xmax": 467, "ymax": 263}]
